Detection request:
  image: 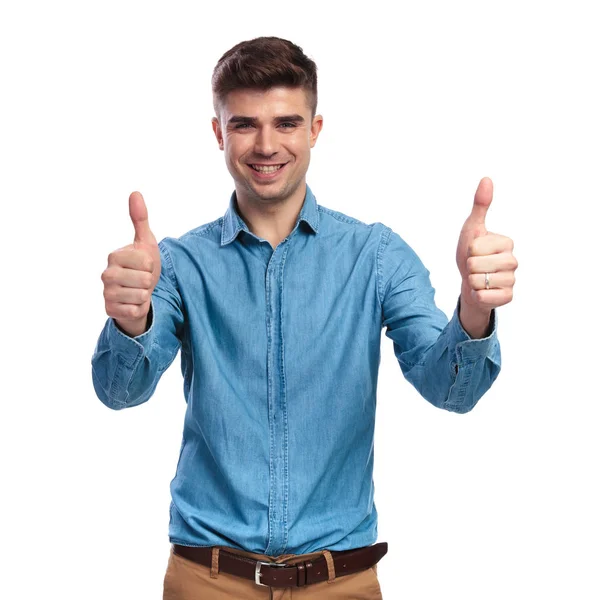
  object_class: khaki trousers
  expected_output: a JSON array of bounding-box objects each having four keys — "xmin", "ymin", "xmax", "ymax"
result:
[{"xmin": 162, "ymin": 544, "xmax": 384, "ymax": 599}]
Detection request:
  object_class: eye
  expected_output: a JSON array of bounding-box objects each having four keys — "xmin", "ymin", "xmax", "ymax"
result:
[
  {"xmin": 279, "ymin": 122, "xmax": 296, "ymax": 128},
  {"xmin": 234, "ymin": 123, "xmax": 252, "ymax": 129}
]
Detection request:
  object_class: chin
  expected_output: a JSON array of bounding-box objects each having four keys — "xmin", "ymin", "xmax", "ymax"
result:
[
  {"xmin": 247, "ymin": 182, "xmax": 292, "ymax": 203},
  {"xmin": 255, "ymin": 192, "xmax": 288, "ymax": 204}
]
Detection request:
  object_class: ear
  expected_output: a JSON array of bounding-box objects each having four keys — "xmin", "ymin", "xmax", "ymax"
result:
[
  {"xmin": 211, "ymin": 117, "xmax": 224, "ymax": 151},
  {"xmin": 309, "ymin": 114, "xmax": 324, "ymax": 148}
]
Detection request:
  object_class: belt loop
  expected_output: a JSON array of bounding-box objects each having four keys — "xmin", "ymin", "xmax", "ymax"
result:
[
  {"xmin": 304, "ymin": 560, "xmax": 313, "ymax": 586},
  {"xmin": 322, "ymin": 550, "xmax": 336, "ymax": 584},
  {"xmin": 297, "ymin": 562, "xmax": 307, "ymax": 586},
  {"xmin": 210, "ymin": 547, "xmax": 220, "ymax": 579}
]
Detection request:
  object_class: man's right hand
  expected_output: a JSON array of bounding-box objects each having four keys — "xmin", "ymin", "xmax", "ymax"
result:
[{"xmin": 101, "ymin": 191, "xmax": 162, "ymax": 338}]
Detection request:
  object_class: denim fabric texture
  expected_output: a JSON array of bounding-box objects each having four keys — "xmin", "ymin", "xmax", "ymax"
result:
[{"xmin": 91, "ymin": 185, "xmax": 501, "ymax": 555}]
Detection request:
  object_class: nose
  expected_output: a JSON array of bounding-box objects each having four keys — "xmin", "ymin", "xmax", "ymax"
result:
[{"xmin": 254, "ymin": 126, "xmax": 277, "ymax": 158}]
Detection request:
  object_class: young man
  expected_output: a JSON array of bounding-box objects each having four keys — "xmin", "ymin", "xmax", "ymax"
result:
[{"xmin": 92, "ymin": 37, "xmax": 517, "ymax": 599}]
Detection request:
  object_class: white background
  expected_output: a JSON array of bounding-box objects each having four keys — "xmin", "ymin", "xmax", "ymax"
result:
[{"xmin": 2, "ymin": 1, "xmax": 598, "ymax": 598}]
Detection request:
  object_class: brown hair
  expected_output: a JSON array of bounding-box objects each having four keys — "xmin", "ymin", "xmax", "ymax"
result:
[{"xmin": 212, "ymin": 37, "xmax": 318, "ymax": 118}]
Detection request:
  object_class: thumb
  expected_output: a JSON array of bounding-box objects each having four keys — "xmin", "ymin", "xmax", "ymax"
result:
[
  {"xmin": 468, "ymin": 177, "xmax": 493, "ymax": 228},
  {"xmin": 129, "ymin": 191, "xmax": 157, "ymax": 247}
]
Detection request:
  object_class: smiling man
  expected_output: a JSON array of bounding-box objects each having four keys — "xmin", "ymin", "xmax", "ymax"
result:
[
  {"xmin": 212, "ymin": 82, "xmax": 323, "ymax": 250},
  {"xmin": 92, "ymin": 37, "xmax": 517, "ymax": 599}
]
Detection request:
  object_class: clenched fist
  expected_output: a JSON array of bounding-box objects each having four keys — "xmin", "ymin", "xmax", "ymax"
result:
[
  {"xmin": 101, "ymin": 191, "xmax": 161, "ymax": 337},
  {"xmin": 454, "ymin": 177, "xmax": 518, "ymax": 338},
  {"xmin": 456, "ymin": 177, "xmax": 518, "ymax": 311}
]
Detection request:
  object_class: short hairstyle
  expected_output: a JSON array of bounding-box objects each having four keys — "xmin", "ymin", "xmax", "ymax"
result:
[{"xmin": 212, "ymin": 36, "xmax": 318, "ymax": 119}]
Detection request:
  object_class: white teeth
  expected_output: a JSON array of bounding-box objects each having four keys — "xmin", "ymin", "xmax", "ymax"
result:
[{"xmin": 251, "ymin": 164, "xmax": 283, "ymax": 173}]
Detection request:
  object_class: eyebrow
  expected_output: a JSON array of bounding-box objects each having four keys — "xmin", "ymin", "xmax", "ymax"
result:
[{"xmin": 227, "ymin": 114, "xmax": 306, "ymax": 126}]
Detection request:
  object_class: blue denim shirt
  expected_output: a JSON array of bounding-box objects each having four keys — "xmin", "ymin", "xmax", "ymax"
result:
[{"xmin": 91, "ymin": 185, "xmax": 501, "ymax": 555}]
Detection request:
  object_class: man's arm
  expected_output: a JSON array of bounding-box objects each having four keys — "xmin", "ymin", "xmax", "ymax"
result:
[
  {"xmin": 91, "ymin": 240, "xmax": 184, "ymax": 410},
  {"xmin": 380, "ymin": 178, "xmax": 517, "ymax": 413},
  {"xmin": 379, "ymin": 228, "xmax": 501, "ymax": 414}
]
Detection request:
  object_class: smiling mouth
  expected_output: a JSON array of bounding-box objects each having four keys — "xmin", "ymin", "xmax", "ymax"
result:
[{"xmin": 249, "ymin": 163, "xmax": 287, "ymax": 173}]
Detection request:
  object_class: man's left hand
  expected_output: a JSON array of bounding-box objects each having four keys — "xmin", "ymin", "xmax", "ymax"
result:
[{"xmin": 456, "ymin": 177, "xmax": 518, "ymax": 318}]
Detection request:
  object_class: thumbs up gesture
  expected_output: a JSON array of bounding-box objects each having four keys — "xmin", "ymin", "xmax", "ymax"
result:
[
  {"xmin": 101, "ymin": 192, "xmax": 162, "ymax": 337},
  {"xmin": 456, "ymin": 178, "xmax": 518, "ymax": 332}
]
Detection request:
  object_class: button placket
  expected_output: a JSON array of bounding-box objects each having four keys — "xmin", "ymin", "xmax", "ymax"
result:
[{"xmin": 264, "ymin": 242, "xmax": 290, "ymax": 556}]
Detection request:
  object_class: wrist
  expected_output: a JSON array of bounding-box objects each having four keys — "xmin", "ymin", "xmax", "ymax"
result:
[
  {"xmin": 115, "ymin": 314, "xmax": 149, "ymax": 338},
  {"xmin": 459, "ymin": 290, "xmax": 492, "ymax": 339}
]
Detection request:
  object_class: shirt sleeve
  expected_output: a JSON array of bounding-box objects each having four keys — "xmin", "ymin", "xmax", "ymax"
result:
[
  {"xmin": 91, "ymin": 239, "xmax": 184, "ymax": 410},
  {"xmin": 378, "ymin": 227, "xmax": 501, "ymax": 413}
]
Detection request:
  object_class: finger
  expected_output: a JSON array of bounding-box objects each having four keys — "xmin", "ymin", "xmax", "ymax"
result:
[
  {"xmin": 468, "ymin": 271, "xmax": 516, "ymax": 291},
  {"xmin": 107, "ymin": 303, "xmax": 149, "ymax": 322},
  {"xmin": 104, "ymin": 266, "xmax": 155, "ymax": 289},
  {"xmin": 109, "ymin": 247, "xmax": 155, "ymax": 272},
  {"xmin": 129, "ymin": 191, "xmax": 157, "ymax": 247},
  {"xmin": 104, "ymin": 285, "xmax": 152, "ymax": 305},
  {"xmin": 470, "ymin": 287, "xmax": 513, "ymax": 308},
  {"xmin": 468, "ymin": 233, "xmax": 514, "ymax": 257},
  {"xmin": 468, "ymin": 177, "xmax": 493, "ymax": 227},
  {"xmin": 466, "ymin": 251, "xmax": 518, "ymax": 274}
]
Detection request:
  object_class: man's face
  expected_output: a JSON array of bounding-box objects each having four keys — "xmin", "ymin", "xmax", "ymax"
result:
[{"xmin": 212, "ymin": 86, "xmax": 323, "ymax": 205}]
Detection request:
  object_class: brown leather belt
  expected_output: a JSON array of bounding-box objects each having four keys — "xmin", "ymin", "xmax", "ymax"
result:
[{"xmin": 173, "ymin": 542, "xmax": 388, "ymax": 588}]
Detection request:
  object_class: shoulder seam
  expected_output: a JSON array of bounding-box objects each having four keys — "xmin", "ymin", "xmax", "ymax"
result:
[
  {"xmin": 159, "ymin": 240, "xmax": 179, "ymax": 290},
  {"xmin": 376, "ymin": 226, "xmax": 392, "ymax": 306}
]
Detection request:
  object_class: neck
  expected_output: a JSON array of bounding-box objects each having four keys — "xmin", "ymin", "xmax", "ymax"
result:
[{"xmin": 235, "ymin": 182, "xmax": 307, "ymax": 249}]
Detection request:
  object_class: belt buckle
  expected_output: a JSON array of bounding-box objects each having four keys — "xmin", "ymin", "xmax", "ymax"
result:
[{"xmin": 255, "ymin": 560, "xmax": 288, "ymax": 586}]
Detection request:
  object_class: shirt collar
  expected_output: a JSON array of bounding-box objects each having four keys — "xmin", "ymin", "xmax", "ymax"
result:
[{"xmin": 221, "ymin": 184, "xmax": 320, "ymax": 246}]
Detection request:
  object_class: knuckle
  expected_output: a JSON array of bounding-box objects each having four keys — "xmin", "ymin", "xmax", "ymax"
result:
[
  {"xmin": 127, "ymin": 305, "xmax": 141, "ymax": 319},
  {"xmin": 466, "ymin": 256, "xmax": 476, "ymax": 272},
  {"xmin": 468, "ymin": 274, "xmax": 478, "ymax": 288},
  {"xmin": 108, "ymin": 249, "xmax": 124, "ymax": 264}
]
